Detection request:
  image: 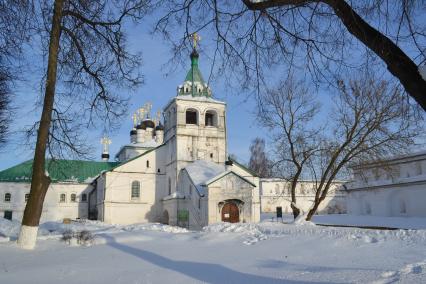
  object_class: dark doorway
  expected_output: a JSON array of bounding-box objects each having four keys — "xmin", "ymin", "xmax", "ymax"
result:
[
  {"xmin": 162, "ymin": 210, "xmax": 169, "ymax": 225},
  {"xmin": 4, "ymin": 210, "xmax": 12, "ymax": 220},
  {"xmin": 221, "ymin": 202, "xmax": 239, "ymax": 223}
]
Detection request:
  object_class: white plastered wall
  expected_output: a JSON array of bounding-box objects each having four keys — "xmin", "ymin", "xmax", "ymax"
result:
[
  {"xmin": 0, "ymin": 182, "xmax": 91, "ymax": 222},
  {"xmin": 260, "ymin": 180, "xmax": 347, "ymax": 215},
  {"xmin": 224, "ymin": 163, "xmax": 261, "ymax": 222},
  {"xmin": 347, "ymin": 182, "xmax": 426, "ymax": 217},
  {"xmin": 163, "ymin": 97, "xmax": 227, "ymax": 195},
  {"xmin": 99, "ymin": 146, "xmax": 167, "ymax": 224},
  {"xmin": 206, "ymin": 172, "xmax": 256, "ymax": 224}
]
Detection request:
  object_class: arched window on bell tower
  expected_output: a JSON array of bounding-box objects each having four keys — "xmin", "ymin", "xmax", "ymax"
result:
[
  {"xmin": 186, "ymin": 109, "xmax": 198, "ymax": 125},
  {"xmin": 205, "ymin": 110, "xmax": 217, "ymax": 127}
]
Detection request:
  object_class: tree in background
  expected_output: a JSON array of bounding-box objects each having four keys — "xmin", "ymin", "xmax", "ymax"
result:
[
  {"xmin": 259, "ymin": 75, "xmax": 422, "ymax": 220},
  {"xmin": 248, "ymin": 137, "xmax": 271, "ymax": 178},
  {"xmin": 18, "ymin": 0, "xmax": 151, "ymax": 250},
  {"xmin": 156, "ymin": 1, "xmax": 426, "ymax": 110},
  {"xmin": 258, "ymin": 77, "xmax": 321, "ymax": 218},
  {"xmin": 0, "ymin": 1, "xmax": 33, "ymax": 148},
  {"xmin": 304, "ymin": 79, "xmax": 421, "ymax": 220},
  {"xmin": 0, "ymin": 71, "xmax": 11, "ymax": 147}
]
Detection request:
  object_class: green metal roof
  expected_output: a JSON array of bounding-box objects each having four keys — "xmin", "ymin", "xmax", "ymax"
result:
[
  {"xmin": 178, "ymin": 50, "xmax": 211, "ymax": 98},
  {"xmin": 184, "ymin": 55, "xmax": 205, "ymax": 84},
  {"xmin": 0, "ymin": 159, "xmax": 120, "ymax": 183}
]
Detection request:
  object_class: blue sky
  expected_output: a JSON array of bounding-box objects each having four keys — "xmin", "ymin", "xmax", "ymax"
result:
[
  {"xmin": 1, "ymin": 7, "xmax": 424, "ymax": 172},
  {"xmin": 0, "ymin": 22, "xmax": 268, "ymax": 171}
]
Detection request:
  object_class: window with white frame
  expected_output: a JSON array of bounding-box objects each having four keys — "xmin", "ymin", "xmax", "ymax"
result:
[
  {"xmin": 275, "ymin": 184, "xmax": 280, "ymax": 194},
  {"xmin": 131, "ymin": 181, "xmax": 140, "ymax": 199},
  {"xmin": 4, "ymin": 193, "xmax": 11, "ymax": 202},
  {"xmin": 59, "ymin": 193, "xmax": 66, "ymax": 203},
  {"xmin": 25, "ymin": 193, "xmax": 30, "ymax": 202},
  {"xmin": 81, "ymin": 193, "xmax": 87, "ymax": 202},
  {"xmin": 71, "ymin": 193, "xmax": 77, "ymax": 202}
]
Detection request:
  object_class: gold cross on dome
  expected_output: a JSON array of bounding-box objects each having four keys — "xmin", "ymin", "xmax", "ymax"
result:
[
  {"xmin": 138, "ymin": 107, "xmax": 146, "ymax": 120},
  {"xmin": 190, "ymin": 33, "xmax": 201, "ymax": 49},
  {"xmin": 156, "ymin": 110, "xmax": 162, "ymax": 124},
  {"xmin": 144, "ymin": 102, "xmax": 152, "ymax": 118},
  {"xmin": 100, "ymin": 136, "xmax": 112, "ymax": 153},
  {"xmin": 132, "ymin": 113, "xmax": 138, "ymax": 127}
]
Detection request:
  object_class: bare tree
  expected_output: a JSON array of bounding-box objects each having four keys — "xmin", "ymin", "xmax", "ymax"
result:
[
  {"xmin": 156, "ymin": 0, "xmax": 426, "ymax": 110},
  {"xmin": 0, "ymin": 70, "xmax": 11, "ymax": 147},
  {"xmin": 305, "ymin": 79, "xmax": 421, "ymax": 220},
  {"xmin": 258, "ymin": 77, "xmax": 321, "ymax": 218},
  {"xmin": 0, "ymin": 0, "xmax": 34, "ymax": 148},
  {"xmin": 18, "ymin": 0, "xmax": 151, "ymax": 250},
  {"xmin": 248, "ymin": 137, "xmax": 271, "ymax": 178},
  {"xmin": 260, "ymin": 75, "xmax": 422, "ymax": 221}
]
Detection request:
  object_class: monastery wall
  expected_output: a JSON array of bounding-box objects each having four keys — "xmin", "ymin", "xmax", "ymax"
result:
[
  {"xmin": 260, "ymin": 180, "xmax": 347, "ymax": 215},
  {"xmin": 347, "ymin": 182, "xmax": 426, "ymax": 217}
]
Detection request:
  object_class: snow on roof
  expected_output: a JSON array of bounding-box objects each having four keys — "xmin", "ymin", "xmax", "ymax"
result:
[
  {"xmin": 162, "ymin": 191, "xmax": 186, "ymax": 201},
  {"xmin": 351, "ymin": 150, "xmax": 426, "ymax": 169},
  {"xmin": 176, "ymin": 95, "xmax": 225, "ymax": 104},
  {"xmin": 115, "ymin": 139, "xmax": 162, "ymax": 159},
  {"xmin": 125, "ymin": 139, "xmax": 161, "ymax": 148},
  {"xmin": 184, "ymin": 160, "xmax": 226, "ymax": 193}
]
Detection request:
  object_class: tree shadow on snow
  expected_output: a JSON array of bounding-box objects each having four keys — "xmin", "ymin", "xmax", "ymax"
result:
[{"xmin": 102, "ymin": 235, "xmax": 334, "ymax": 284}]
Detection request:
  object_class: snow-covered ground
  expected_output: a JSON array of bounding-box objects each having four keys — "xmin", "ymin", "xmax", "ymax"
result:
[
  {"xmin": 262, "ymin": 213, "xmax": 426, "ymax": 229},
  {"xmin": 0, "ymin": 216, "xmax": 425, "ymax": 283}
]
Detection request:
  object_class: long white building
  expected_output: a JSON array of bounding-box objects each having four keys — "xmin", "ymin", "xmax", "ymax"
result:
[{"xmin": 346, "ymin": 151, "xmax": 426, "ymax": 217}]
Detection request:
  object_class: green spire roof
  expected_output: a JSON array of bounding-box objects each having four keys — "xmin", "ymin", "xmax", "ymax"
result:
[
  {"xmin": 184, "ymin": 50, "xmax": 205, "ymax": 84},
  {"xmin": 0, "ymin": 159, "xmax": 120, "ymax": 183},
  {"xmin": 178, "ymin": 49, "xmax": 212, "ymax": 97}
]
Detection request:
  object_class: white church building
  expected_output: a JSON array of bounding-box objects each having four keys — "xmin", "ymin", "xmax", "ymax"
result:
[
  {"xmin": 0, "ymin": 48, "xmax": 261, "ymax": 229},
  {"xmin": 3, "ymin": 47, "xmax": 423, "ymax": 229}
]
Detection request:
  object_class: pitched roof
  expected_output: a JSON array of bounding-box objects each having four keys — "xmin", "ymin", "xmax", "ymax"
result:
[
  {"xmin": 183, "ymin": 160, "xmax": 257, "ymax": 195},
  {"xmin": 184, "ymin": 160, "xmax": 226, "ymax": 188},
  {"xmin": 0, "ymin": 159, "xmax": 120, "ymax": 183},
  {"xmin": 228, "ymin": 157, "xmax": 259, "ymax": 177},
  {"xmin": 111, "ymin": 144, "xmax": 165, "ymax": 172},
  {"xmin": 204, "ymin": 171, "xmax": 257, "ymax": 188}
]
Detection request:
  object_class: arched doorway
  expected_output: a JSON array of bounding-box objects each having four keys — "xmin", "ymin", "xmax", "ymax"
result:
[
  {"xmin": 162, "ymin": 210, "xmax": 169, "ymax": 225},
  {"xmin": 221, "ymin": 202, "xmax": 240, "ymax": 223}
]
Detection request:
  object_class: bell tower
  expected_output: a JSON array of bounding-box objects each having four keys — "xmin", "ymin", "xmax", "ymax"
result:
[{"xmin": 162, "ymin": 34, "xmax": 227, "ymax": 193}]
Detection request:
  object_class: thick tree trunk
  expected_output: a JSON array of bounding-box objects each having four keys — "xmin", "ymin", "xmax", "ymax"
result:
[
  {"xmin": 306, "ymin": 201, "xmax": 320, "ymax": 221},
  {"xmin": 243, "ymin": 0, "xmax": 426, "ymax": 110},
  {"xmin": 290, "ymin": 202, "xmax": 300, "ymax": 219},
  {"xmin": 17, "ymin": 0, "xmax": 64, "ymax": 250},
  {"xmin": 324, "ymin": 0, "xmax": 426, "ymax": 111},
  {"xmin": 290, "ymin": 172, "xmax": 301, "ymax": 219}
]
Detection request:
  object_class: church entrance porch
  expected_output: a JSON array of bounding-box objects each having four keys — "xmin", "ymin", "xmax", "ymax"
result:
[{"xmin": 221, "ymin": 201, "xmax": 241, "ymax": 223}]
